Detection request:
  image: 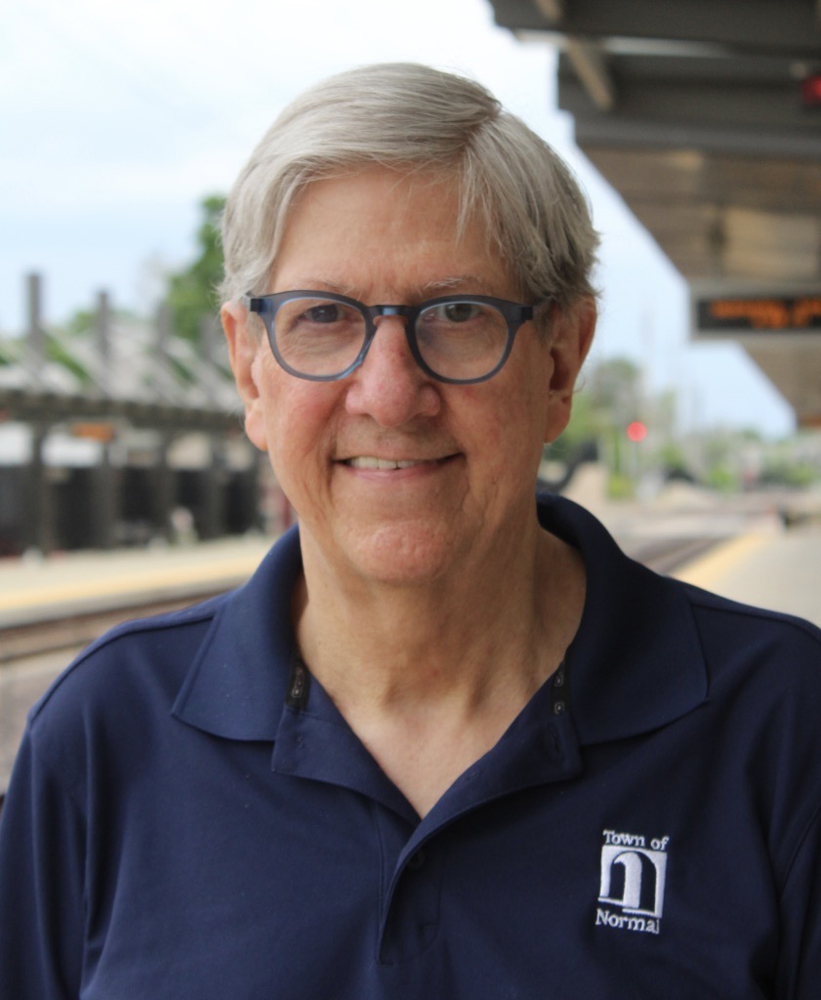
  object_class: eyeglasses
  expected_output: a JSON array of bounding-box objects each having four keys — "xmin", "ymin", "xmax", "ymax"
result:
[{"xmin": 244, "ymin": 290, "xmax": 535, "ymax": 385}]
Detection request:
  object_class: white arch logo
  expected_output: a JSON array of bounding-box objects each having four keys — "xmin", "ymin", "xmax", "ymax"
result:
[{"xmin": 598, "ymin": 844, "xmax": 668, "ymax": 919}]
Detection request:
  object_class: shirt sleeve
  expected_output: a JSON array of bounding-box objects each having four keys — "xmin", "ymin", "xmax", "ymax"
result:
[
  {"xmin": 777, "ymin": 800, "xmax": 821, "ymax": 999},
  {"xmin": 0, "ymin": 727, "xmax": 86, "ymax": 999}
]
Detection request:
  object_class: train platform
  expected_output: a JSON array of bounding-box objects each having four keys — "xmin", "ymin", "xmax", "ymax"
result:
[
  {"xmin": 672, "ymin": 522, "xmax": 821, "ymax": 628},
  {"xmin": 0, "ymin": 534, "xmax": 274, "ymax": 628}
]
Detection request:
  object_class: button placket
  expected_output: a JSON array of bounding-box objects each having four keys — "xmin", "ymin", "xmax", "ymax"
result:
[{"xmin": 378, "ymin": 836, "xmax": 444, "ymax": 964}]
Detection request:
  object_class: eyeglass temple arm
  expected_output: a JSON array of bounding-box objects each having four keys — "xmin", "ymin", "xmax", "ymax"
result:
[{"xmin": 242, "ymin": 295, "xmax": 265, "ymax": 314}]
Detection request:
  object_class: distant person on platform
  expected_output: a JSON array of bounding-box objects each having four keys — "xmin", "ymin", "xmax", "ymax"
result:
[{"xmin": 0, "ymin": 63, "xmax": 819, "ymax": 999}]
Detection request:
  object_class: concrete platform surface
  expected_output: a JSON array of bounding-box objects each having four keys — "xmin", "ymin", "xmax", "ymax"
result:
[
  {"xmin": 673, "ymin": 523, "xmax": 821, "ymax": 628},
  {"xmin": 0, "ymin": 534, "xmax": 273, "ymax": 626}
]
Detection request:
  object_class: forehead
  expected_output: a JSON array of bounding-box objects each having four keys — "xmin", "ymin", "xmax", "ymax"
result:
[{"xmin": 269, "ymin": 168, "xmax": 517, "ymax": 300}]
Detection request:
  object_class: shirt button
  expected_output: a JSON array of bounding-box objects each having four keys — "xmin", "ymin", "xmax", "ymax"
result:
[{"xmin": 407, "ymin": 849, "xmax": 426, "ymax": 871}]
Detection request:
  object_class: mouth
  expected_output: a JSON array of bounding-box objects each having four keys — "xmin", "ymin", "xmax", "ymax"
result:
[{"xmin": 341, "ymin": 455, "xmax": 457, "ymax": 470}]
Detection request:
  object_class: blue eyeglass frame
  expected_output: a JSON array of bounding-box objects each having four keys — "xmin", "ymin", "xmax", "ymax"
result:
[{"xmin": 244, "ymin": 290, "xmax": 535, "ymax": 385}]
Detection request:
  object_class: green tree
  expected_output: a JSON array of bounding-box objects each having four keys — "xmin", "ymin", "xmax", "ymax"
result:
[
  {"xmin": 167, "ymin": 194, "xmax": 226, "ymax": 344},
  {"xmin": 583, "ymin": 357, "xmax": 642, "ymax": 424}
]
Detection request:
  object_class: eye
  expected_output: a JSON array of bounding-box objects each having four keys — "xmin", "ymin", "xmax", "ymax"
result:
[
  {"xmin": 303, "ymin": 302, "xmax": 344, "ymax": 324},
  {"xmin": 433, "ymin": 302, "xmax": 483, "ymax": 323}
]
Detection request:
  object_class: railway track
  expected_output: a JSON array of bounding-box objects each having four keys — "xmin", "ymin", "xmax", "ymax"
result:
[
  {"xmin": 622, "ymin": 535, "xmax": 721, "ymax": 576},
  {"xmin": 0, "ymin": 588, "xmax": 241, "ymax": 805},
  {"xmin": 0, "ymin": 591, "xmax": 227, "ymax": 665}
]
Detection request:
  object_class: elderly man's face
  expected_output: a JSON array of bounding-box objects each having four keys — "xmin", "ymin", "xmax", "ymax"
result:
[{"xmin": 224, "ymin": 168, "xmax": 593, "ymax": 587}]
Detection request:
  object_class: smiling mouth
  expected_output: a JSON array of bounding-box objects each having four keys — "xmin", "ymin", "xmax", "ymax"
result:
[{"xmin": 343, "ymin": 456, "xmax": 454, "ymax": 470}]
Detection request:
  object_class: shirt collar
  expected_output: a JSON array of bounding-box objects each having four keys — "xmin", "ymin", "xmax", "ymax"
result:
[
  {"xmin": 172, "ymin": 526, "xmax": 303, "ymax": 740},
  {"xmin": 172, "ymin": 496, "xmax": 708, "ymax": 745},
  {"xmin": 538, "ymin": 494, "xmax": 708, "ymax": 744}
]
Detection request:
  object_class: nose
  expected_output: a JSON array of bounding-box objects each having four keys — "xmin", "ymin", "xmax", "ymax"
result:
[{"xmin": 344, "ymin": 315, "xmax": 441, "ymax": 426}]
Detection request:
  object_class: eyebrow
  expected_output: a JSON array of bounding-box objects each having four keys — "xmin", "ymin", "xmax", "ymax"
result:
[
  {"xmin": 278, "ymin": 275, "xmax": 498, "ymax": 300},
  {"xmin": 278, "ymin": 278, "xmax": 353, "ymax": 296},
  {"xmin": 418, "ymin": 275, "xmax": 497, "ymax": 296}
]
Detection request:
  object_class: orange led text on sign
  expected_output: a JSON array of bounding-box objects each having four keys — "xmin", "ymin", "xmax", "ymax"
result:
[
  {"xmin": 708, "ymin": 297, "xmax": 821, "ymax": 331},
  {"xmin": 71, "ymin": 422, "xmax": 116, "ymax": 442}
]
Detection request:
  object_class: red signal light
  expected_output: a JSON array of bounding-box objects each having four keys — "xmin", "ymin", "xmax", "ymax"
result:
[
  {"xmin": 626, "ymin": 421, "xmax": 647, "ymax": 443},
  {"xmin": 800, "ymin": 74, "xmax": 821, "ymax": 108}
]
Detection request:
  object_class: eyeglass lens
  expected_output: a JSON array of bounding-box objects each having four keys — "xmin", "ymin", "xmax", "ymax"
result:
[{"xmin": 273, "ymin": 296, "xmax": 510, "ymax": 381}]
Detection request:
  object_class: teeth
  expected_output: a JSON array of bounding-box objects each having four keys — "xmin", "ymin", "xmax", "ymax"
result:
[{"xmin": 348, "ymin": 457, "xmax": 423, "ymax": 470}]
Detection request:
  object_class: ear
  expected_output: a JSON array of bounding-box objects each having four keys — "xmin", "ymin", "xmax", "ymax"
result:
[
  {"xmin": 221, "ymin": 301, "xmax": 269, "ymax": 453},
  {"xmin": 544, "ymin": 296, "xmax": 597, "ymax": 443}
]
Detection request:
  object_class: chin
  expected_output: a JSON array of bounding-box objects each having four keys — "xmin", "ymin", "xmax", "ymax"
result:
[{"xmin": 340, "ymin": 521, "xmax": 461, "ymax": 587}]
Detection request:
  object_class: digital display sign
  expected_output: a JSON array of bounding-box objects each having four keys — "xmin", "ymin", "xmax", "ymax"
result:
[{"xmin": 695, "ymin": 295, "xmax": 821, "ymax": 334}]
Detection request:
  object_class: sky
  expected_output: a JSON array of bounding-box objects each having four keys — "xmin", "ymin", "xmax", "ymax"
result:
[{"xmin": 1, "ymin": 0, "xmax": 796, "ymax": 436}]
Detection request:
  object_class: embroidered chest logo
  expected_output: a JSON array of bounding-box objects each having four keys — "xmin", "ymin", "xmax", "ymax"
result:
[{"xmin": 596, "ymin": 829, "xmax": 669, "ymax": 936}]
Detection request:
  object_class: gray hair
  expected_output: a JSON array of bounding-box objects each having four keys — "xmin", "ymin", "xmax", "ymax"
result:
[{"xmin": 220, "ymin": 63, "xmax": 599, "ymax": 315}]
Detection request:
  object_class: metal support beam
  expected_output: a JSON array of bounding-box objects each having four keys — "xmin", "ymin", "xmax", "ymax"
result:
[
  {"xmin": 565, "ymin": 38, "xmax": 615, "ymax": 111},
  {"xmin": 532, "ymin": 0, "xmax": 562, "ymax": 24},
  {"xmin": 200, "ymin": 314, "xmax": 219, "ymax": 366},
  {"xmin": 495, "ymin": 0, "xmax": 821, "ymax": 56},
  {"xmin": 24, "ymin": 424, "xmax": 54, "ymax": 555},
  {"xmin": 199, "ymin": 437, "xmax": 226, "ymax": 541},
  {"xmin": 156, "ymin": 300, "xmax": 171, "ymax": 358},
  {"xmin": 90, "ymin": 443, "xmax": 119, "ymax": 550},
  {"xmin": 26, "ymin": 274, "xmax": 44, "ymax": 390},
  {"xmin": 558, "ymin": 53, "xmax": 821, "ymax": 160},
  {"xmin": 0, "ymin": 387, "xmax": 239, "ymax": 432},
  {"xmin": 151, "ymin": 432, "xmax": 176, "ymax": 542},
  {"xmin": 95, "ymin": 290, "xmax": 112, "ymax": 397},
  {"xmin": 570, "ymin": 113, "xmax": 821, "ymax": 162}
]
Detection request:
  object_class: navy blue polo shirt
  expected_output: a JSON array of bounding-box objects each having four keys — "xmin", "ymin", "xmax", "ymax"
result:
[{"xmin": 1, "ymin": 496, "xmax": 820, "ymax": 998}]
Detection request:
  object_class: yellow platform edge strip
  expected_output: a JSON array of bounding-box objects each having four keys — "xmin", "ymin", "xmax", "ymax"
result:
[
  {"xmin": 0, "ymin": 556, "xmax": 264, "ymax": 612},
  {"xmin": 671, "ymin": 532, "xmax": 772, "ymax": 589}
]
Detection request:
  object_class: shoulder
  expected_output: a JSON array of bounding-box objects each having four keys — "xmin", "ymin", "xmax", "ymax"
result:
[
  {"xmin": 682, "ymin": 579, "xmax": 821, "ymax": 684},
  {"xmin": 678, "ymin": 580, "xmax": 821, "ymax": 820},
  {"xmin": 23, "ymin": 528, "xmax": 303, "ymax": 782},
  {"xmin": 25, "ymin": 596, "xmax": 225, "ymax": 772},
  {"xmin": 685, "ymin": 581, "xmax": 821, "ymax": 778},
  {"xmin": 544, "ymin": 494, "xmax": 821, "ymax": 748}
]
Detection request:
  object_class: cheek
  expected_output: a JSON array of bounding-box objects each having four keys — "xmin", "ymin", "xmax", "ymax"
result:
[
  {"xmin": 494, "ymin": 355, "xmax": 554, "ymax": 447},
  {"xmin": 461, "ymin": 385, "xmax": 548, "ymax": 483},
  {"xmin": 258, "ymin": 370, "xmax": 341, "ymax": 489}
]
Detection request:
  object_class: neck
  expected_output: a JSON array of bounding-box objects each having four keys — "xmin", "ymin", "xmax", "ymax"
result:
[
  {"xmin": 292, "ymin": 513, "xmax": 586, "ymax": 818},
  {"xmin": 293, "ymin": 517, "xmax": 585, "ymax": 720}
]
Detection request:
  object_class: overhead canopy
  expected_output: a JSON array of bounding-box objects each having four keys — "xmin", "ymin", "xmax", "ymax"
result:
[{"xmin": 489, "ymin": 0, "xmax": 821, "ymax": 426}]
